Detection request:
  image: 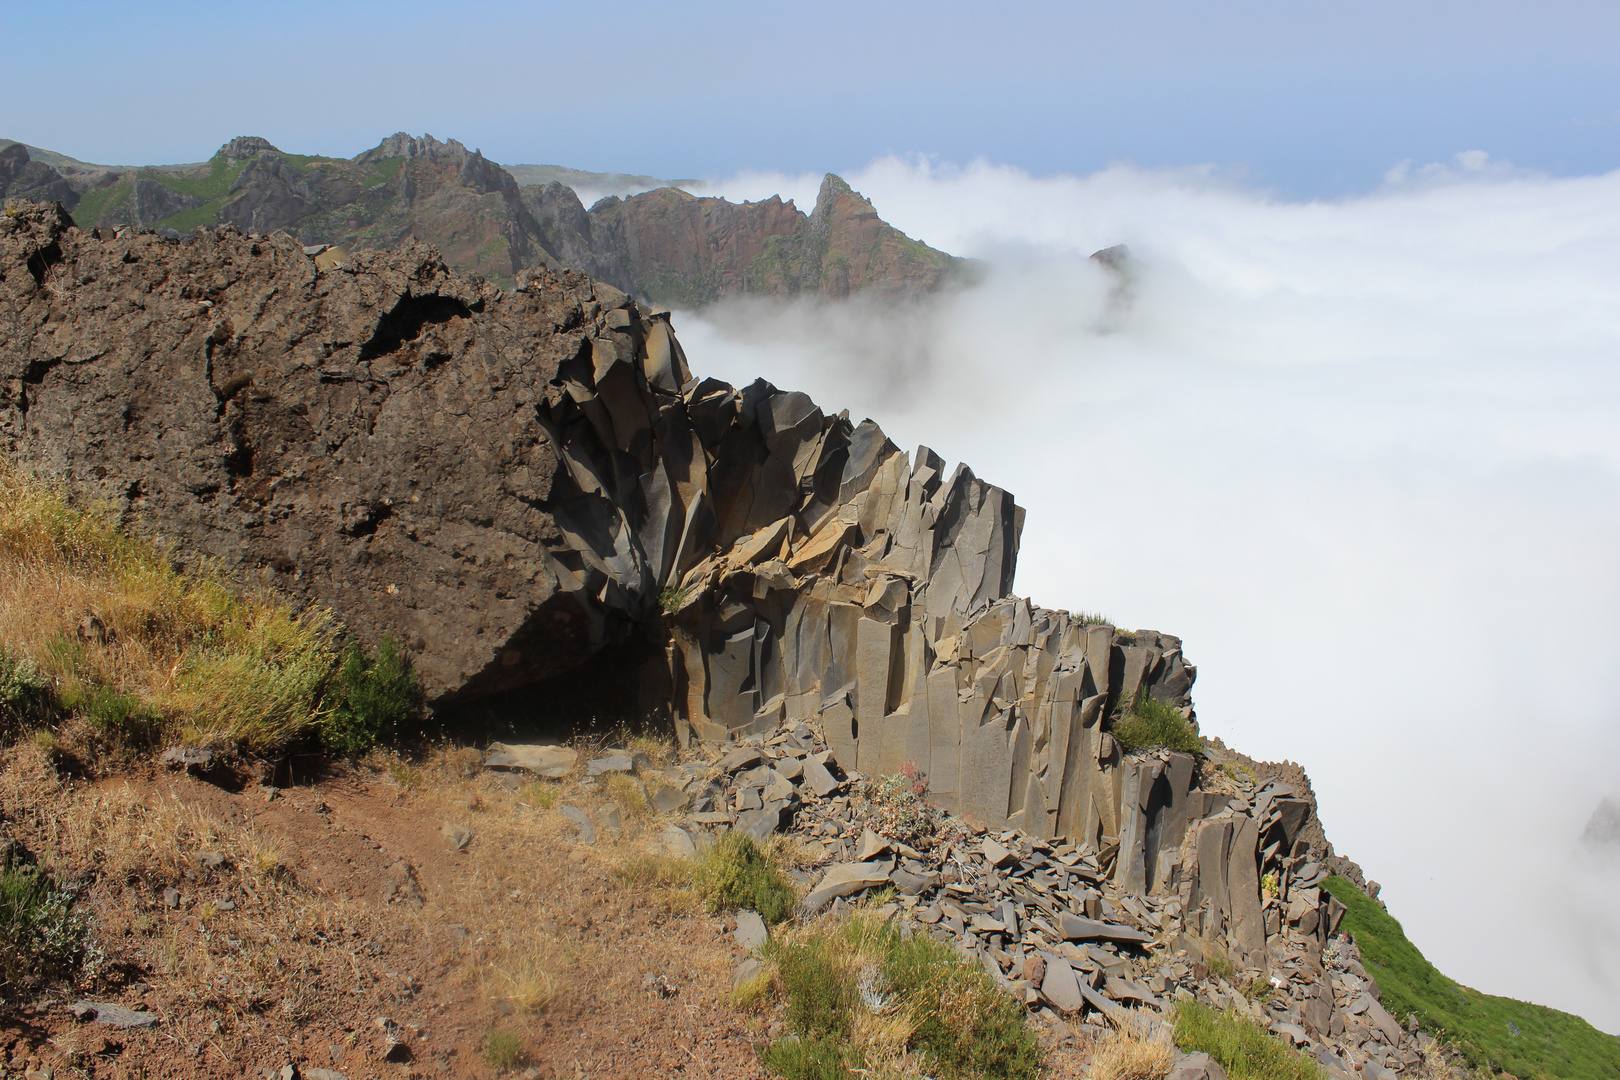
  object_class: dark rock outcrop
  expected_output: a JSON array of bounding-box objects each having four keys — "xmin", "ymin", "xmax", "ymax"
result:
[{"xmin": 0, "ymin": 143, "xmax": 79, "ymax": 210}]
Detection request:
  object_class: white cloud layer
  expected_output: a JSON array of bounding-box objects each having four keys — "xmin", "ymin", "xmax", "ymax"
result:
[{"xmin": 677, "ymin": 156, "xmax": 1620, "ymax": 1031}]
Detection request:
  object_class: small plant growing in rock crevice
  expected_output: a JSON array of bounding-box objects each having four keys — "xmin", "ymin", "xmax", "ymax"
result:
[
  {"xmin": 1110, "ymin": 689, "xmax": 1203, "ymax": 754},
  {"xmin": 854, "ymin": 761, "xmax": 962, "ymax": 849}
]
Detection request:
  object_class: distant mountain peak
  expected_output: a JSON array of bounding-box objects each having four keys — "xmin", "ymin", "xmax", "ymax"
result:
[{"xmin": 218, "ymin": 136, "xmax": 281, "ymax": 163}]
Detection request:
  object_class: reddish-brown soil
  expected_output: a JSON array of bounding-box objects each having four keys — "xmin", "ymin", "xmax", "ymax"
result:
[{"xmin": 0, "ymin": 744, "xmax": 770, "ymax": 1080}]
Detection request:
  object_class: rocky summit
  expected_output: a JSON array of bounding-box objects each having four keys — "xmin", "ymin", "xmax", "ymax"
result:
[
  {"xmin": 0, "ymin": 134, "xmax": 965, "ymax": 304},
  {"xmin": 1, "ymin": 199, "xmax": 1614, "ymax": 1080}
]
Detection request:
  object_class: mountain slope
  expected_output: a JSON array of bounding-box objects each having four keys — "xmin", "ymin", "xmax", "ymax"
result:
[
  {"xmin": 1322, "ymin": 877, "xmax": 1620, "ymax": 1080},
  {"xmin": 0, "ymin": 133, "xmax": 965, "ymax": 304}
]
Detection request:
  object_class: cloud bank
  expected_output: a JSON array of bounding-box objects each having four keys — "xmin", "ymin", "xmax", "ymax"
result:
[{"xmin": 675, "ymin": 155, "xmax": 1620, "ymax": 1031}]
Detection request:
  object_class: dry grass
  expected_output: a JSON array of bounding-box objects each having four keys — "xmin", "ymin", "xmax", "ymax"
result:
[
  {"xmin": 1089, "ymin": 1008, "xmax": 1178, "ymax": 1080},
  {"xmin": 0, "ymin": 740, "xmax": 398, "ymax": 1030},
  {"xmin": 0, "ymin": 462, "xmax": 337, "ymax": 753}
]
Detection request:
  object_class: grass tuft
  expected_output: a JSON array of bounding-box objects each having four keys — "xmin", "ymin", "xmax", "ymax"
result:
[
  {"xmin": 1089, "ymin": 1009, "xmax": 1178, "ymax": 1080},
  {"xmin": 696, "ymin": 831, "xmax": 797, "ymax": 924},
  {"xmin": 321, "ymin": 635, "xmax": 421, "ymax": 755},
  {"xmin": 761, "ymin": 912, "xmax": 1041, "ymax": 1080},
  {"xmin": 1171, "ymin": 999, "xmax": 1322, "ymax": 1080},
  {"xmin": 481, "ymin": 1026, "xmax": 526, "ymax": 1070},
  {"xmin": 1111, "ymin": 690, "xmax": 1203, "ymax": 754}
]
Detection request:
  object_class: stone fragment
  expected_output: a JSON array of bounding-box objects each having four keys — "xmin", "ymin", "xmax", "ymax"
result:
[
  {"xmin": 485, "ymin": 743, "xmax": 576, "ymax": 778},
  {"xmin": 650, "ymin": 783, "xmax": 689, "ymax": 813},
  {"xmin": 980, "ymin": 838, "xmax": 1015, "ymax": 867},
  {"xmin": 734, "ymin": 910, "xmax": 769, "ymax": 950},
  {"xmin": 661, "ymin": 824, "xmax": 698, "ymax": 858},
  {"xmin": 856, "ymin": 828, "xmax": 891, "ymax": 861},
  {"xmin": 71, "ymin": 1002, "xmax": 159, "ymax": 1029},
  {"xmin": 800, "ymin": 860, "xmax": 893, "ymax": 914},
  {"xmin": 587, "ymin": 752, "xmax": 647, "ymax": 777},
  {"xmin": 732, "ymin": 957, "xmax": 765, "ymax": 990},
  {"xmin": 441, "ymin": 821, "xmax": 472, "ymax": 851},
  {"xmin": 800, "ymin": 757, "xmax": 841, "ymax": 796},
  {"xmin": 561, "ymin": 805, "xmax": 596, "ymax": 844},
  {"xmin": 1166, "ymin": 1052, "xmax": 1232, "ymax": 1080},
  {"xmin": 737, "ymin": 806, "xmax": 782, "ymax": 842},
  {"xmin": 1060, "ymin": 913, "xmax": 1152, "ymax": 945},
  {"xmin": 1039, "ymin": 955, "xmax": 1085, "ymax": 1013},
  {"xmin": 163, "ymin": 886, "xmax": 181, "ymax": 909}
]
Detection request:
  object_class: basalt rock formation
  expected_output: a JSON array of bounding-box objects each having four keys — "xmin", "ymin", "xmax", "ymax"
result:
[
  {"xmin": 4, "ymin": 134, "xmax": 964, "ymax": 304},
  {"xmin": 4, "ymin": 200, "xmax": 1463, "ymax": 1078}
]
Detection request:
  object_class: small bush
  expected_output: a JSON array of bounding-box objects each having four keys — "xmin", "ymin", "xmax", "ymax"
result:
[
  {"xmin": 1172, "ymin": 1000, "xmax": 1323, "ymax": 1080},
  {"xmin": 697, "ymin": 832, "xmax": 798, "ymax": 924},
  {"xmin": 0, "ymin": 648, "xmax": 50, "ymax": 732},
  {"xmin": 481, "ymin": 1026, "xmax": 526, "ymax": 1070},
  {"xmin": 1111, "ymin": 691, "xmax": 1203, "ymax": 754},
  {"xmin": 321, "ymin": 635, "xmax": 420, "ymax": 755},
  {"xmin": 657, "ymin": 583, "xmax": 693, "ymax": 613},
  {"xmin": 763, "ymin": 913, "xmax": 1041, "ymax": 1080},
  {"xmin": 0, "ymin": 862, "xmax": 100, "ymax": 1011}
]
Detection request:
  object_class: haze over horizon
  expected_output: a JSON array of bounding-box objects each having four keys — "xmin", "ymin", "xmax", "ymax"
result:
[{"xmin": 7, "ymin": 0, "xmax": 1620, "ymax": 1040}]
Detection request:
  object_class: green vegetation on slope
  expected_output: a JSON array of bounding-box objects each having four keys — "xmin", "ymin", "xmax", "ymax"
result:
[
  {"xmin": 0, "ymin": 464, "xmax": 418, "ymax": 757},
  {"xmin": 1172, "ymin": 1000, "xmax": 1323, "ymax": 1080},
  {"xmin": 1322, "ymin": 876, "xmax": 1620, "ymax": 1080}
]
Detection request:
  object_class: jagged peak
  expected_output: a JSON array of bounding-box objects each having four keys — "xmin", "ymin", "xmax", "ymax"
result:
[
  {"xmin": 218, "ymin": 136, "xmax": 281, "ymax": 163},
  {"xmin": 812, "ymin": 172, "xmax": 875, "ymax": 219},
  {"xmin": 356, "ymin": 132, "xmax": 471, "ymax": 164}
]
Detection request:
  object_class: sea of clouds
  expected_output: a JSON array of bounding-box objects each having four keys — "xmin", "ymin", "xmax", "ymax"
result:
[{"xmin": 671, "ymin": 153, "xmax": 1620, "ymax": 1031}]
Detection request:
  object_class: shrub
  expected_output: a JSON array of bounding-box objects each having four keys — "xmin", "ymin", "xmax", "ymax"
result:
[
  {"xmin": 0, "ymin": 648, "xmax": 50, "ymax": 732},
  {"xmin": 697, "ymin": 831, "xmax": 797, "ymax": 924},
  {"xmin": 0, "ymin": 862, "xmax": 100, "ymax": 1011},
  {"xmin": 762, "ymin": 913, "xmax": 1041, "ymax": 1080},
  {"xmin": 1172, "ymin": 1000, "xmax": 1323, "ymax": 1080},
  {"xmin": 1111, "ymin": 691, "xmax": 1203, "ymax": 754},
  {"xmin": 481, "ymin": 1026, "xmax": 525, "ymax": 1070},
  {"xmin": 321, "ymin": 635, "xmax": 420, "ymax": 755}
]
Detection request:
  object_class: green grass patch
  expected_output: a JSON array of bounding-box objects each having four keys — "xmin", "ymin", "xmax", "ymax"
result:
[
  {"xmin": 362, "ymin": 156, "xmax": 405, "ymax": 188},
  {"xmin": 69, "ymin": 178, "xmax": 132, "ymax": 228},
  {"xmin": 1322, "ymin": 876, "xmax": 1620, "ymax": 1080},
  {"xmin": 762, "ymin": 912, "xmax": 1041, "ymax": 1080},
  {"xmin": 480, "ymin": 1025, "xmax": 525, "ymax": 1069},
  {"xmin": 0, "ymin": 861, "xmax": 100, "ymax": 1011},
  {"xmin": 1111, "ymin": 690, "xmax": 1202, "ymax": 754},
  {"xmin": 1172, "ymin": 1000, "xmax": 1322, "ymax": 1080},
  {"xmin": 697, "ymin": 831, "xmax": 797, "ymax": 924}
]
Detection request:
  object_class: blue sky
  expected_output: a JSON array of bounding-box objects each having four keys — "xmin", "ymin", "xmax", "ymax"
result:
[{"xmin": 5, "ymin": 0, "xmax": 1619, "ymax": 195}]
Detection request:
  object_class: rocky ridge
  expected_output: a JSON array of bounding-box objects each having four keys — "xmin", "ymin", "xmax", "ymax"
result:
[
  {"xmin": 0, "ymin": 201, "xmax": 1527, "ymax": 1078},
  {"xmin": 1, "ymin": 134, "xmax": 963, "ymax": 304}
]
